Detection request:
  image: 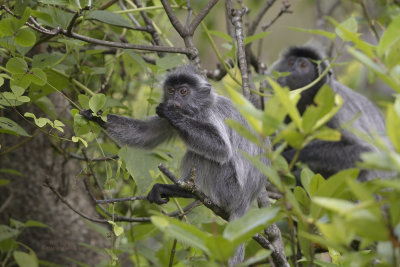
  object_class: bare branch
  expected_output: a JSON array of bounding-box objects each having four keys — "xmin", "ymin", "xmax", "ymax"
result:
[
  {"xmin": 248, "ymin": 0, "xmax": 276, "ymax": 36},
  {"xmin": 158, "ymin": 164, "xmax": 230, "ymax": 220},
  {"xmin": 261, "ymin": 1, "xmax": 292, "ymax": 31},
  {"xmin": 100, "ymin": 0, "xmax": 118, "ymax": 10},
  {"xmin": 230, "ymin": 8, "xmax": 251, "ymax": 98},
  {"xmin": 119, "ymin": 0, "xmax": 141, "ymax": 27},
  {"xmin": 189, "ymin": 0, "xmax": 219, "ymax": 34},
  {"xmin": 82, "ymin": 148, "xmax": 107, "ymax": 201},
  {"xmin": 253, "ymin": 234, "xmax": 290, "ymax": 267},
  {"xmin": 69, "ymin": 153, "xmax": 118, "ymax": 161},
  {"xmin": 67, "ymin": 6, "xmax": 90, "ymax": 34}
]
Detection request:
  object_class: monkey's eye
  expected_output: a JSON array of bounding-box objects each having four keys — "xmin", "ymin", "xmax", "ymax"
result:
[
  {"xmin": 300, "ymin": 61, "xmax": 308, "ymax": 69},
  {"xmin": 167, "ymin": 88, "xmax": 175, "ymax": 95},
  {"xmin": 288, "ymin": 59, "xmax": 295, "ymax": 67},
  {"xmin": 179, "ymin": 87, "xmax": 188, "ymax": 96}
]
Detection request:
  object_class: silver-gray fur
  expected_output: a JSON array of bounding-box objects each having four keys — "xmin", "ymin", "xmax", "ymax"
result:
[
  {"xmin": 271, "ymin": 45, "xmax": 393, "ymax": 182},
  {"xmin": 95, "ymin": 65, "xmax": 269, "ymax": 265}
]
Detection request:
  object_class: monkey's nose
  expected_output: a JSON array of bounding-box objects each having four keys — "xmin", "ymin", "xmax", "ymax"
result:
[{"xmin": 168, "ymin": 100, "xmax": 181, "ymax": 108}]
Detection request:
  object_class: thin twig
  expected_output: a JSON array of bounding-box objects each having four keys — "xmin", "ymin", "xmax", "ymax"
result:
[
  {"xmin": 0, "ymin": 5, "xmax": 190, "ymax": 55},
  {"xmin": 160, "ymin": 0, "xmax": 186, "ymax": 35},
  {"xmin": 261, "ymin": 1, "xmax": 292, "ymax": 31},
  {"xmin": 69, "ymin": 153, "xmax": 118, "ymax": 161},
  {"xmin": 96, "ymin": 196, "xmax": 147, "ymax": 204},
  {"xmin": 44, "ymin": 177, "xmax": 109, "ymax": 223},
  {"xmin": 188, "ymin": 0, "xmax": 219, "ymax": 34},
  {"xmin": 247, "ymin": 0, "xmax": 276, "ymax": 36},
  {"xmin": 360, "ymin": 0, "xmax": 380, "ymax": 42},
  {"xmin": 253, "ymin": 234, "xmax": 290, "ymax": 267}
]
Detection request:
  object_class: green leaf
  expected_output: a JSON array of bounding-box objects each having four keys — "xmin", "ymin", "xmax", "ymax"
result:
[
  {"xmin": 37, "ymin": 0, "xmax": 69, "ymax": 5},
  {"xmin": 15, "ymin": 28, "xmax": 36, "ymax": 47},
  {"xmin": 151, "ymin": 216, "xmax": 211, "ymax": 255},
  {"xmin": 0, "ymin": 179, "xmax": 10, "ymax": 186},
  {"xmin": 32, "ymin": 53, "xmax": 65, "ymax": 69},
  {"xmin": 29, "ymin": 68, "xmax": 47, "ymax": 86},
  {"xmin": 241, "ymin": 152, "xmax": 283, "ymax": 191},
  {"xmin": 108, "ymin": 221, "xmax": 124, "ymax": 236},
  {"xmin": 119, "ymin": 146, "xmax": 163, "ymax": 195},
  {"xmin": 18, "ymin": 7, "xmax": 32, "ymax": 28},
  {"xmin": 243, "ymin": 31, "xmax": 271, "ymax": 45},
  {"xmin": 377, "ymin": 14, "xmax": 400, "ymax": 57},
  {"xmin": 386, "ymin": 103, "xmax": 400, "ymax": 152},
  {"xmin": 6, "ymin": 58, "xmax": 28, "ymax": 74},
  {"xmin": 290, "ymin": 27, "xmax": 336, "ymax": 40},
  {"xmin": 156, "ymin": 54, "xmax": 186, "ymax": 69},
  {"xmin": 312, "ymin": 197, "xmax": 356, "ymax": 215},
  {"xmin": 24, "ymin": 220, "xmax": 50, "ymax": 229},
  {"xmin": 0, "ymin": 168, "xmax": 22, "ymax": 176},
  {"xmin": 0, "ymin": 18, "xmax": 18, "ymax": 37},
  {"xmin": 208, "ymin": 30, "xmax": 232, "ymax": 42},
  {"xmin": 267, "ymin": 77, "xmax": 302, "ymax": 130},
  {"xmin": 0, "ymin": 117, "xmax": 30, "ymax": 136},
  {"xmin": 348, "ymin": 47, "xmax": 400, "ymax": 92},
  {"xmin": 225, "ymin": 119, "xmax": 261, "ymax": 146},
  {"xmin": 0, "ymin": 225, "xmax": 20, "ymax": 242},
  {"xmin": 72, "ymin": 136, "xmax": 88, "ymax": 147},
  {"xmin": 78, "ymin": 94, "xmax": 90, "ymax": 109},
  {"xmin": 87, "ymin": 10, "xmax": 136, "ymax": 29},
  {"xmin": 11, "ymin": 86, "xmax": 25, "ymax": 97},
  {"xmin": 89, "ymin": 93, "xmax": 106, "ymax": 114},
  {"xmin": 13, "ymin": 251, "xmax": 38, "ymax": 267},
  {"xmin": 223, "ymin": 207, "xmax": 280, "ymax": 246}
]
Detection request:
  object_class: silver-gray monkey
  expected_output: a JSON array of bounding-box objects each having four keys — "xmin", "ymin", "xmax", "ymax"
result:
[{"xmin": 81, "ymin": 65, "xmax": 270, "ymax": 265}]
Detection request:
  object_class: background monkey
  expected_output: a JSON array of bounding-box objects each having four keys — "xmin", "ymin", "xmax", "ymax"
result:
[
  {"xmin": 81, "ymin": 65, "xmax": 270, "ymax": 265},
  {"xmin": 270, "ymin": 45, "xmax": 393, "ymax": 182}
]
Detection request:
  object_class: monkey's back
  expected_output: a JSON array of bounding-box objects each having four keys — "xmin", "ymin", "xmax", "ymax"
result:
[{"xmin": 181, "ymin": 95, "xmax": 267, "ymax": 218}]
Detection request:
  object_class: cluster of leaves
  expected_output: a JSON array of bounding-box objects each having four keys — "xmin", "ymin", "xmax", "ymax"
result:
[{"xmin": 0, "ymin": 0, "xmax": 400, "ymax": 267}]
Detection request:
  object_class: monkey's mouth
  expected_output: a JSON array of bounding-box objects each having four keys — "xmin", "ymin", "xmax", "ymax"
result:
[{"xmin": 168, "ymin": 100, "xmax": 182, "ymax": 108}]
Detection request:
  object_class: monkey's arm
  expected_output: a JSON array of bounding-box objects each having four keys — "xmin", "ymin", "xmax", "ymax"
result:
[
  {"xmin": 147, "ymin": 183, "xmax": 195, "ymax": 204},
  {"xmin": 156, "ymin": 103, "xmax": 232, "ymax": 164},
  {"xmin": 80, "ymin": 110, "xmax": 175, "ymax": 149}
]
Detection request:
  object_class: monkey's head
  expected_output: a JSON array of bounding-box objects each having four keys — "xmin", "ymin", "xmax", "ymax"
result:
[
  {"xmin": 162, "ymin": 64, "xmax": 215, "ymax": 114},
  {"xmin": 271, "ymin": 46, "xmax": 330, "ymax": 114}
]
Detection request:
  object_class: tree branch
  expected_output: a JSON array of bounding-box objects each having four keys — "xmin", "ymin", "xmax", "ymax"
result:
[
  {"xmin": 261, "ymin": 0, "xmax": 292, "ymax": 31},
  {"xmin": 247, "ymin": 0, "xmax": 276, "ymax": 36},
  {"xmin": 158, "ymin": 164, "xmax": 230, "ymax": 221},
  {"xmin": 160, "ymin": 0, "xmax": 186, "ymax": 36}
]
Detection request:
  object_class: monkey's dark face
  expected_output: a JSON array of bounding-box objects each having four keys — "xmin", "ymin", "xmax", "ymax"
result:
[
  {"xmin": 164, "ymin": 83, "xmax": 191, "ymax": 108},
  {"xmin": 162, "ymin": 70, "xmax": 213, "ymax": 114},
  {"xmin": 275, "ymin": 56, "xmax": 318, "ymax": 91}
]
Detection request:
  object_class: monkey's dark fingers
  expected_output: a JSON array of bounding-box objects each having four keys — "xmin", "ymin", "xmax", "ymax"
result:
[
  {"xmin": 80, "ymin": 109, "xmax": 94, "ymax": 120},
  {"xmin": 156, "ymin": 103, "xmax": 167, "ymax": 118},
  {"xmin": 79, "ymin": 109, "xmax": 107, "ymax": 128},
  {"xmin": 147, "ymin": 183, "xmax": 170, "ymax": 204}
]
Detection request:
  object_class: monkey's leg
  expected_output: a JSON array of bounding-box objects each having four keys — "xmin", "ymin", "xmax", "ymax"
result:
[{"xmin": 147, "ymin": 183, "xmax": 195, "ymax": 204}]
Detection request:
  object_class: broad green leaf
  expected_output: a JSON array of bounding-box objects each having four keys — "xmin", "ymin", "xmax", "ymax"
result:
[
  {"xmin": 78, "ymin": 94, "xmax": 90, "ymax": 109},
  {"xmin": 6, "ymin": 58, "xmax": 28, "ymax": 74},
  {"xmin": 312, "ymin": 127, "xmax": 341, "ymax": 142},
  {"xmin": 13, "ymin": 251, "xmax": 38, "ymax": 267},
  {"xmin": 119, "ymin": 146, "xmax": 163, "ymax": 194},
  {"xmin": 0, "ymin": 168, "xmax": 22, "ymax": 176},
  {"xmin": 225, "ymin": 119, "xmax": 261, "ymax": 146},
  {"xmin": 309, "ymin": 173, "xmax": 325, "ymax": 196},
  {"xmin": 225, "ymin": 84, "xmax": 262, "ymax": 133},
  {"xmin": 0, "ymin": 117, "xmax": 30, "ymax": 136},
  {"xmin": 244, "ymin": 31, "xmax": 271, "ymax": 45},
  {"xmin": 15, "ymin": 28, "xmax": 36, "ymax": 47},
  {"xmin": 267, "ymin": 77, "xmax": 302, "ymax": 130},
  {"xmin": 204, "ymin": 236, "xmax": 234, "ymax": 262},
  {"xmin": 290, "ymin": 27, "xmax": 336, "ymax": 40},
  {"xmin": 11, "ymin": 86, "xmax": 25, "ymax": 97},
  {"xmin": 223, "ymin": 207, "xmax": 280, "ymax": 246},
  {"xmin": 151, "ymin": 216, "xmax": 211, "ymax": 255},
  {"xmin": 386, "ymin": 103, "xmax": 400, "ymax": 152},
  {"xmin": 89, "ymin": 93, "xmax": 106, "ymax": 113},
  {"xmin": 18, "ymin": 7, "xmax": 32, "ymax": 28},
  {"xmin": 312, "ymin": 197, "xmax": 355, "ymax": 215},
  {"xmin": 237, "ymin": 250, "xmax": 272, "ymax": 267},
  {"xmin": 87, "ymin": 10, "xmax": 136, "ymax": 29},
  {"xmin": 300, "ymin": 168, "xmax": 315, "ymax": 196},
  {"xmin": 314, "ymin": 169, "xmax": 358, "ymax": 198},
  {"xmin": 108, "ymin": 221, "xmax": 124, "ymax": 236},
  {"xmin": 0, "ymin": 18, "xmax": 18, "ymax": 37},
  {"xmin": 241, "ymin": 152, "xmax": 283, "ymax": 191},
  {"xmin": 156, "ymin": 54, "xmax": 186, "ymax": 69},
  {"xmin": 29, "ymin": 68, "xmax": 47, "ymax": 86},
  {"xmin": 377, "ymin": 14, "xmax": 400, "ymax": 57},
  {"xmin": 32, "ymin": 53, "xmax": 64, "ymax": 69},
  {"xmin": 385, "ymin": 39, "xmax": 400, "ymax": 69},
  {"xmin": 0, "ymin": 225, "xmax": 20, "ymax": 242}
]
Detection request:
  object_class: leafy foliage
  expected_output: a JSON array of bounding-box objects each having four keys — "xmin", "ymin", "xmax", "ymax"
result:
[{"xmin": 0, "ymin": 1, "xmax": 400, "ymax": 267}]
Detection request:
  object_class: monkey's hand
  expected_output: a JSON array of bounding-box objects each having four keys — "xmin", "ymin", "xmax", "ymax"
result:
[
  {"xmin": 146, "ymin": 183, "xmax": 170, "ymax": 204},
  {"xmin": 79, "ymin": 109, "xmax": 106, "ymax": 127},
  {"xmin": 156, "ymin": 103, "xmax": 184, "ymax": 123}
]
